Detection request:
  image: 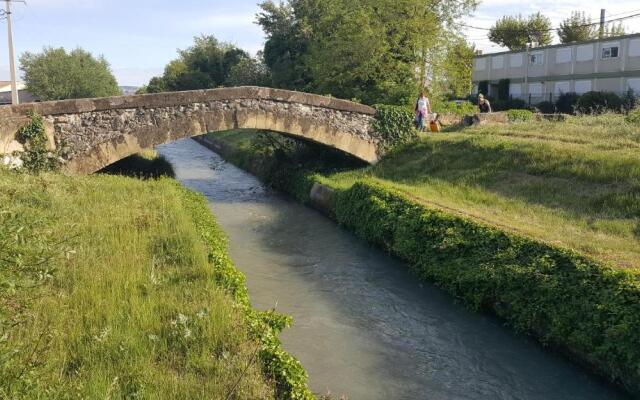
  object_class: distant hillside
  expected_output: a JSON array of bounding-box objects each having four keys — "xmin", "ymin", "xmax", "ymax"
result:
[{"xmin": 119, "ymin": 86, "xmax": 139, "ymax": 96}]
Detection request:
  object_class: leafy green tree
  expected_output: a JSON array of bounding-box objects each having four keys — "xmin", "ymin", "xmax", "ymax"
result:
[
  {"xmin": 143, "ymin": 35, "xmax": 252, "ymax": 93},
  {"xmin": 258, "ymin": 0, "xmax": 477, "ymax": 105},
  {"xmin": 257, "ymin": 1, "xmax": 313, "ymax": 90},
  {"xmin": 488, "ymin": 13, "xmax": 552, "ymax": 50},
  {"xmin": 558, "ymin": 12, "xmax": 596, "ymax": 43},
  {"xmin": 226, "ymin": 56, "xmax": 271, "ymax": 86},
  {"xmin": 20, "ymin": 47, "xmax": 121, "ymax": 100},
  {"xmin": 442, "ymin": 40, "xmax": 475, "ymax": 97}
]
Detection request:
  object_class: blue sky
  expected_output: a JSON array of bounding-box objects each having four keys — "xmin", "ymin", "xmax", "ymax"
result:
[{"xmin": 2, "ymin": 0, "xmax": 640, "ymax": 86}]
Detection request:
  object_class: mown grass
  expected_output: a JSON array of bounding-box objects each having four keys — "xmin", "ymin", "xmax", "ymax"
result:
[
  {"xmin": 210, "ymin": 114, "xmax": 640, "ymax": 269},
  {"xmin": 0, "ymin": 169, "xmax": 275, "ymax": 399}
]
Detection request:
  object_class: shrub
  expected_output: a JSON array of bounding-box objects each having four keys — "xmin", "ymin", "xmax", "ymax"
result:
[
  {"xmin": 622, "ymin": 89, "xmax": 639, "ymax": 112},
  {"xmin": 536, "ymin": 101, "xmax": 555, "ymax": 114},
  {"xmin": 626, "ymin": 109, "xmax": 640, "ymax": 124},
  {"xmin": 555, "ymin": 92, "xmax": 580, "ymax": 114},
  {"xmin": 506, "ymin": 109, "xmax": 534, "ymax": 122},
  {"xmin": 373, "ymin": 105, "xmax": 417, "ymax": 152},
  {"xmin": 14, "ymin": 111, "xmax": 60, "ymax": 173},
  {"xmin": 433, "ymin": 101, "xmax": 477, "ymax": 116},
  {"xmin": 492, "ymin": 98, "xmax": 527, "ymax": 111},
  {"xmin": 576, "ymin": 91, "xmax": 623, "ymax": 114}
]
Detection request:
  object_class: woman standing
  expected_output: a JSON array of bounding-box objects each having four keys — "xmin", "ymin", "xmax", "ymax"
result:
[{"xmin": 415, "ymin": 90, "xmax": 431, "ymax": 131}]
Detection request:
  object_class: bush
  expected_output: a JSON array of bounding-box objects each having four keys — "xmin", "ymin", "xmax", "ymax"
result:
[
  {"xmin": 492, "ymin": 98, "xmax": 528, "ymax": 111},
  {"xmin": 626, "ymin": 109, "xmax": 640, "ymax": 124},
  {"xmin": 433, "ymin": 100, "xmax": 477, "ymax": 116},
  {"xmin": 555, "ymin": 92, "xmax": 580, "ymax": 114},
  {"xmin": 536, "ymin": 101, "xmax": 555, "ymax": 114},
  {"xmin": 373, "ymin": 105, "xmax": 417, "ymax": 152},
  {"xmin": 576, "ymin": 91, "xmax": 623, "ymax": 114},
  {"xmin": 506, "ymin": 109, "xmax": 534, "ymax": 122},
  {"xmin": 622, "ymin": 89, "xmax": 639, "ymax": 112}
]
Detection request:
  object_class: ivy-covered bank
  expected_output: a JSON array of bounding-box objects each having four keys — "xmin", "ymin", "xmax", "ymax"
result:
[{"xmin": 197, "ymin": 132, "xmax": 640, "ymax": 397}]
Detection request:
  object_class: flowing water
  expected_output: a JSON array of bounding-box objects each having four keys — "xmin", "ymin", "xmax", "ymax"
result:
[{"xmin": 158, "ymin": 138, "xmax": 627, "ymax": 400}]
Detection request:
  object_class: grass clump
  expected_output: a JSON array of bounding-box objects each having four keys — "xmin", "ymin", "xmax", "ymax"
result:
[{"xmin": 0, "ymin": 169, "xmax": 282, "ymax": 399}]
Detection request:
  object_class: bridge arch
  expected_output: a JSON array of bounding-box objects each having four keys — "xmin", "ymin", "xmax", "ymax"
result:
[{"xmin": 0, "ymin": 87, "xmax": 380, "ymax": 175}]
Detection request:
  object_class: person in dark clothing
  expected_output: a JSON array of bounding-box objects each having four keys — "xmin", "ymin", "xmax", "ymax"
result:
[{"xmin": 478, "ymin": 93, "xmax": 492, "ymax": 113}]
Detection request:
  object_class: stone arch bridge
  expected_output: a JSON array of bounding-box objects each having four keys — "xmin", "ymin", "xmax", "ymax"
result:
[{"xmin": 0, "ymin": 87, "xmax": 381, "ymax": 175}]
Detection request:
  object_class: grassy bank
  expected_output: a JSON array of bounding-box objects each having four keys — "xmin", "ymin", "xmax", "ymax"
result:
[
  {"xmin": 204, "ymin": 116, "xmax": 640, "ymax": 395},
  {"xmin": 0, "ymin": 168, "xmax": 312, "ymax": 399}
]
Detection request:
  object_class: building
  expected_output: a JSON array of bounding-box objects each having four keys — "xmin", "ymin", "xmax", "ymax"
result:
[
  {"xmin": 472, "ymin": 33, "xmax": 640, "ymax": 104},
  {"xmin": 0, "ymin": 81, "xmax": 37, "ymax": 105}
]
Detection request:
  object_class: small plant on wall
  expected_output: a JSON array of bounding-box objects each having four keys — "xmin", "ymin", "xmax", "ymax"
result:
[{"xmin": 14, "ymin": 111, "xmax": 60, "ymax": 173}]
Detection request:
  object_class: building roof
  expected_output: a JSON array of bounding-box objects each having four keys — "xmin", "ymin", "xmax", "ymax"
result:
[{"xmin": 474, "ymin": 32, "xmax": 640, "ymax": 59}]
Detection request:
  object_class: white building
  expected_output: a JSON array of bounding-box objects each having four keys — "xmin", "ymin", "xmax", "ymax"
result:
[{"xmin": 472, "ymin": 33, "xmax": 640, "ymax": 103}]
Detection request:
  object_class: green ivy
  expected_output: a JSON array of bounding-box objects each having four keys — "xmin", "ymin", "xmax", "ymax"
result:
[
  {"xmin": 372, "ymin": 105, "xmax": 417, "ymax": 153},
  {"xmin": 506, "ymin": 109, "xmax": 534, "ymax": 122},
  {"xmin": 15, "ymin": 111, "xmax": 60, "ymax": 173}
]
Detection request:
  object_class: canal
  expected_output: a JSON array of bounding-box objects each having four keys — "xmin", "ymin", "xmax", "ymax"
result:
[{"xmin": 158, "ymin": 138, "xmax": 626, "ymax": 400}]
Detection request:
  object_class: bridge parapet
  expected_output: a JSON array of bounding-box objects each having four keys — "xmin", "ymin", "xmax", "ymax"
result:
[{"xmin": 0, "ymin": 87, "xmax": 380, "ymax": 174}]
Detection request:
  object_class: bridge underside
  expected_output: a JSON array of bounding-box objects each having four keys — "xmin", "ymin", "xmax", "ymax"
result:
[{"xmin": 0, "ymin": 87, "xmax": 380, "ymax": 175}]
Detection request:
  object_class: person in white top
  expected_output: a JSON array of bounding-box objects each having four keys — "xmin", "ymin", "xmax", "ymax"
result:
[{"xmin": 414, "ymin": 90, "xmax": 432, "ymax": 131}]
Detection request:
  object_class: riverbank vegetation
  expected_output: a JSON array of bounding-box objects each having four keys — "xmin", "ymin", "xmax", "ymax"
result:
[
  {"xmin": 204, "ymin": 112, "xmax": 640, "ymax": 394},
  {"xmin": 0, "ymin": 167, "xmax": 312, "ymax": 399}
]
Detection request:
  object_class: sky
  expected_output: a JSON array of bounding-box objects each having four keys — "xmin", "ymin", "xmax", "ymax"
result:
[{"xmin": 1, "ymin": 0, "xmax": 640, "ymax": 86}]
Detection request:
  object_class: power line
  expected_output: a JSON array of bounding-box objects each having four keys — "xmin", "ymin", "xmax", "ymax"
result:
[{"xmin": 459, "ymin": 11, "xmax": 640, "ymax": 33}]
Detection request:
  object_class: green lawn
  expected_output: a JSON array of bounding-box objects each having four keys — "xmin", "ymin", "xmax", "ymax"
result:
[
  {"xmin": 211, "ymin": 114, "xmax": 640, "ymax": 270},
  {"xmin": 0, "ymin": 170, "xmax": 274, "ymax": 399}
]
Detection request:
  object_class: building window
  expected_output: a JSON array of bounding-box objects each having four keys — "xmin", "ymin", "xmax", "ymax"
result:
[
  {"xmin": 475, "ymin": 58, "xmax": 486, "ymax": 71},
  {"xmin": 492, "ymin": 56, "xmax": 504, "ymax": 69},
  {"xmin": 602, "ymin": 46, "xmax": 619, "ymax": 59},
  {"xmin": 555, "ymin": 48, "xmax": 572, "ymax": 64},
  {"xmin": 510, "ymin": 54, "xmax": 523, "ymax": 68},
  {"xmin": 530, "ymin": 52, "xmax": 544, "ymax": 66},
  {"xmin": 529, "ymin": 83, "xmax": 543, "ymax": 96},
  {"xmin": 576, "ymin": 45, "xmax": 593, "ymax": 62},
  {"xmin": 630, "ymin": 39, "xmax": 640, "ymax": 57},
  {"xmin": 554, "ymin": 81, "xmax": 570, "ymax": 95},
  {"xmin": 575, "ymin": 80, "xmax": 592, "ymax": 95},
  {"xmin": 509, "ymin": 83, "xmax": 522, "ymax": 96}
]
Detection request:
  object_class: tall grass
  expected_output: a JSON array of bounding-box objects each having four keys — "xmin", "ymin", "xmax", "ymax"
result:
[{"xmin": 0, "ymin": 169, "xmax": 274, "ymax": 399}]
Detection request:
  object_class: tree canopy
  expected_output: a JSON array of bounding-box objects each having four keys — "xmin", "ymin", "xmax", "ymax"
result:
[
  {"xmin": 488, "ymin": 13, "xmax": 552, "ymax": 51},
  {"xmin": 258, "ymin": 0, "xmax": 478, "ymax": 105},
  {"xmin": 558, "ymin": 12, "xmax": 596, "ymax": 43},
  {"xmin": 20, "ymin": 47, "xmax": 121, "ymax": 101},
  {"xmin": 142, "ymin": 35, "xmax": 268, "ymax": 93}
]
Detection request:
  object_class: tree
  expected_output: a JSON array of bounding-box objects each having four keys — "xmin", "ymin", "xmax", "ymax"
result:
[
  {"xmin": 226, "ymin": 56, "xmax": 271, "ymax": 86},
  {"xmin": 143, "ymin": 35, "xmax": 252, "ymax": 93},
  {"xmin": 20, "ymin": 47, "xmax": 121, "ymax": 101},
  {"xmin": 442, "ymin": 40, "xmax": 475, "ymax": 97},
  {"xmin": 258, "ymin": 0, "xmax": 477, "ymax": 105},
  {"xmin": 257, "ymin": 1, "xmax": 313, "ymax": 91},
  {"xmin": 488, "ymin": 13, "xmax": 552, "ymax": 51},
  {"xmin": 604, "ymin": 22, "xmax": 626, "ymax": 38},
  {"xmin": 558, "ymin": 11, "xmax": 596, "ymax": 43}
]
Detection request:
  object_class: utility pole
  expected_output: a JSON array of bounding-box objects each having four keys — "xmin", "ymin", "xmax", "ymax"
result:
[
  {"xmin": 4, "ymin": 0, "xmax": 23, "ymax": 105},
  {"xmin": 599, "ymin": 9, "xmax": 606, "ymax": 39}
]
